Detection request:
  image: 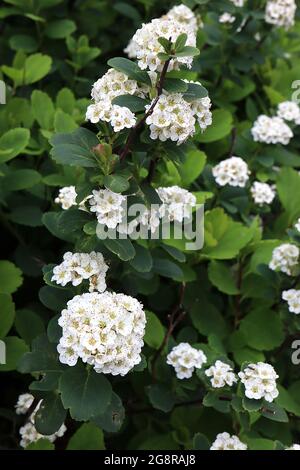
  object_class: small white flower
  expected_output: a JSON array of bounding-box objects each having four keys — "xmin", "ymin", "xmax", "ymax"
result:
[
  {"xmin": 250, "ymin": 181, "xmax": 276, "ymax": 206},
  {"xmin": 210, "ymin": 432, "xmax": 247, "ymax": 450},
  {"xmin": 238, "ymin": 362, "xmax": 279, "ymax": 402},
  {"xmin": 282, "ymin": 289, "xmax": 300, "ymax": 314},
  {"xmin": 212, "ymin": 156, "xmax": 250, "ymax": 188},
  {"xmin": 269, "ymin": 243, "xmax": 299, "ymax": 276},
  {"xmin": 295, "ymin": 218, "xmax": 300, "ymax": 232},
  {"xmin": 219, "ymin": 13, "xmax": 236, "ymax": 24},
  {"xmin": 55, "ymin": 186, "xmax": 77, "ymax": 210},
  {"xmin": 205, "ymin": 360, "xmax": 237, "ymax": 388},
  {"xmin": 277, "ymin": 101, "xmax": 300, "ymax": 124},
  {"xmin": 286, "ymin": 444, "xmax": 300, "ymax": 450},
  {"xmin": 15, "ymin": 393, "xmax": 34, "ymax": 415},
  {"xmin": 265, "ymin": 0, "xmax": 296, "ymax": 30},
  {"xmin": 167, "ymin": 343, "xmax": 207, "ymax": 379},
  {"xmin": 251, "ymin": 114, "xmax": 293, "ymax": 145}
]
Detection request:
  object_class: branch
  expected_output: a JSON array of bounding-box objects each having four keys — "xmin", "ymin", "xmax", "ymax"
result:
[
  {"xmin": 151, "ymin": 283, "xmax": 186, "ymax": 381},
  {"xmin": 119, "ymin": 59, "xmax": 171, "ymax": 161}
]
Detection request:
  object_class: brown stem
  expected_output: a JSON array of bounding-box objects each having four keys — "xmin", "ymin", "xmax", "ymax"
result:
[
  {"xmin": 119, "ymin": 59, "xmax": 171, "ymax": 161},
  {"xmin": 151, "ymin": 283, "xmax": 186, "ymax": 381}
]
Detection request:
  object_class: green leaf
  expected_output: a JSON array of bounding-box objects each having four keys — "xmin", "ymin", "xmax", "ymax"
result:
[
  {"xmin": 0, "ymin": 336, "xmax": 29, "ymax": 372},
  {"xmin": 276, "ymin": 167, "xmax": 300, "ymax": 223},
  {"xmin": 261, "ymin": 402, "xmax": 289, "ymax": 423},
  {"xmin": 147, "ymin": 384, "xmax": 176, "ymax": 412},
  {"xmin": 30, "ymin": 372, "xmax": 61, "ymax": 392},
  {"xmin": 67, "ymin": 423, "xmax": 105, "ymax": 450},
  {"xmin": 0, "ymin": 261, "xmax": 23, "ymax": 294},
  {"xmin": 107, "ymin": 57, "xmax": 151, "ymax": 86},
  {"xmin": 163, "ymin": 78, "xmax": 188, "ymax": 93},
  {"xmin": 153, "ymin": 258, "xmax": 183, "ymax": 281},
  {"xmin": 17, "ymin": 334, "xmax": 61, "ymax": 373},
  {"xmin": 56, "ymin": 88, "xmax": 75, "ymax": 114},
  {"xmin": 239, "ymin": 307, "xmax": 284, "ymax": 351},
  {"xmin": 26, "ymin": 439, "xmax": 55, "ymax": 450},
  {"xmin": 24, "ymin": 53, "xmax": 52, "ymax": 84},
  {"xmin": 242, "ymin": 397, "xmax": 263, "ymax": 412},
  {"xmin": 0, "ymin": 128, "xmax": 30, "ymax": 163},
  {"xmin": 54, "ymin": 109, "xmax": 78, "ymax": 133},
  {"xmin": 183, "ymin": 82, "xmax": 208, "ymax": 101},
  {"xmin": 112, "ymin": 94, "xmax": 147, "ymax": 112},
  {"xmin": 9, "ymin": 34, "xmax": 38, "ymax": 53},
  {"xmin": 104, "ymin": 174, "xmax": 130, "ymax": 193},
  {"xmin": 2, "ymin": 169, "xmax": 41, "ymax": 191},
  {"xmin": 35, "ymin": 393, "xmax": 67, "ymax": 435},
  {"xmin": 144, "ymin": 311, "xmax": 164, "ymax": 349},
  {"xmin": 174, "ymin": 33, "xmax": 187, "ymax": 52},
  {"xmin": 9, "ymin": 205, "xmax": 43, "ymax": 227},
  {"xmin": 103, "ymin": 238, "xmax": 136, "ymax": 261},
  {"xmin": 191, "ymin": 298, "xmax": 228, "ymax": 339},
  {"xmin": 31, "ymin": 90, "xmax": 55, "ymax": 130},
  {"xmin": 179, "ymin": 148, "xmax": 206, "ymax": 186},
  {"xmin": 203, "ymin": 391, "xmax": 231, "ymax": 413},
  {"xmin": 59, "ymin": 363, "xmax": 112, "ymax": 421},
  {"xmin": 93, "ymin": 393, "xmax": 125, "ymax": 433},
  {"xmin": 15, "ymin": 309, "xmax": 45, "ymax": 345},
  {"xmin": 129, "ymin": 244, "xmax": 153, "ymax": 272},
  {"xmin": 175, "ymin": 46, "xmax": 200, "ymax": 57},
  {"xmin": 276, "ymin": 385, "xmax": 300, "ymax": 417},
  {"xmin": 208, "ymin": 261, "xmax": 239, "ymax": 295},
  {"xmin": 50, "ymin": 128, "xmax": 99, "ymax": 168},
  {"xmin": 45, "ymin": 19, "xmax": 76, "ymax": 39},
  {"xmin": 0, "ymin": 294, "xmax": 15, "ymax": 339},
  {"xmin": 193, "ymin": 433, "xmax": 210, "ymax": 450},
  {"xmin": 196, "ymin": 109, "xmax": 233, "ymax": 143}
]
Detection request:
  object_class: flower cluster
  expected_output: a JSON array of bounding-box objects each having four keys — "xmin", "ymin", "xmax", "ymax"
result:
[
  {"xmin": 15, "ymin": 393, "xmax": 34, "ymax": 415},
  {"xmin": 166, "ymin": 343, "xmax": 207, "ymax": 379},
  {"xmin": 15, "ymin": 393, "xmax": 66, "ymax": 448},
  {"xmin": 157, "ymin": 185, "xmax": 197, "ymax": 222},
  {"xmin": 286, "ymin": 444, "xmax": 300, "ymax": 450},
  {"xmin": 125, "ymin": 18, "xmax": 196, "ymax": 72},
  {"xmin": 145, "ymin": 90, "xmax": 212, "ymax": 145},
  {"xmin": 89, "ymin": 188, "xmax": 125, "ymax": 229},
  {"xmin": 205, "ymin": 360, "xmax": 237, "ymax": 388},
  {"xmin": 269, "ymin": 243, "xmax": 299, "ymax": 275},
  {"xmin": 86, "ymin": 68, "xmax": 145, "ymax": 131},
  {"xmin": 57, "ymin": 291, "xmax": 146, "ymax": 376},
  {"xmin": 277, "ymin": 101, "xmax": 300, "ymax": 124},
  {"xmin": 55, "ymin": 186, "xmax": 77, "ymax": 210},
  {"xmin": 251, "ymin": 115, "xmax": 293, "ymax": 145},
  {"xmin": 250, "ymin": 181, "xmax": 276, "ymax": 206},
  {"xmin": 164, "ymin": 4, "xmax": 199, "ymax": 34},
  {"xmin": 219, "ymin": 13, "xmax": 236, "ymax": 24},
  {"xmin": 238, "ymin": 362, "xmax": 279, "ymax": 402},
  {"xmin": 51, "ymin": 251, "xmax": 108, "ymax": 293},
  {"xmin": 210, "ymin": 432, "xmax": 247, "ymax": 450},
  {"xmin": 282, "ymin": 289, "xmax": 300, "ymax": 314},
  {"xmin": 212, "ymin": 156, "xmax": 250, "ymax": 188},
  {"xmin": 230, "ymin": 0, "xmax": 245, "ymax": 5},
  {"xmin": 265, "ymin": 0, "xmax": 297, "ymax": 30}
]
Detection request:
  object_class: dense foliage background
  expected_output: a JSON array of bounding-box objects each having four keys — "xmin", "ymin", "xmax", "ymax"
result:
[{"xmin": 1, "ymin": 0, "xmax": 300, "ymax": 451}]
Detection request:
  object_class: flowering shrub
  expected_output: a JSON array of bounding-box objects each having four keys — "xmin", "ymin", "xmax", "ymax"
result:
[{"xmin": 1, "ymin": 0, "xmax": 300, "ymax": 452}]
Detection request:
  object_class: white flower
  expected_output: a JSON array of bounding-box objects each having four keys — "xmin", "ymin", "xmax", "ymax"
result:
[
  {"xmin": 295, "ymin": 218, "xmax": 300, "ymax": 232},
  {"xmin": 86, "ymin": 68, "xmax": 144, "ymax": 130},
  {"xmin": 167, "ymin": 343, "xmax": 207, "ymax": 379},
  {"xmin": 17, "ymin": 397, "xmax": 66, "ymax": 448},
  {"xmin": 230, "ymin": 0, "xmax": 245, "ymax": 5},
  {"xmin": 145, "ymin": 89, "xmax": 212, "ymax": 145},
  {"xmin": 205, "ymin": 360, "xmax": 237, "ymax": 388},
  {"xmin": 55, "ymin": 186, "xmax": 77, "ymax": 210},
  {"xmin": 57, "ymin": 291, "xmax": 146, "ymax": 376},
  {"xmin": 210, "ymin": 432, "xmax": 247, "ymax": 450},
  {"xmin": 277, "ymin": 101, "xmax": 300, "ymax": 124},
  {"xmin": 212, "ymin": 156, "xmax": 250, "ymax": 188},
  {"xmin": 219, "ymin": 13, "xmax": 236, "ymax": 24},
  {"xmin": 124, "ymin": 17, "xmax": 196, "ymax": 73},
  {"xmin": 51, "ymin": 251, "xmax": 109, "ymax": 293},
  {"xmin": 286, "ymin": 444, "xmax": 300, "ymax": 450},
  {"xmin": 15, "ymin": 393, "xmax": 34, "ymax": 415},
  {"xmin": 157, "ymin": 186, "xmax": 196, "ymax": 223},
  {"xmin": 164, "ymin": 4, "xmax": 199, "ymax": 33},
  {"xmin": 238, "ymin": 362, "xmax": 279, "ymax": 402},
  {"xmin": 269, "ymin": 243, "xmax": 299, "ymax": 276},
  {"xmin": 89, "ymin": 189, "xmax": 126, "ymax": 229},
  {"xmin": 265, "ymin": 0, "xmax": 296, "ymax": 30},
  {"xmin": 250, "ymin": 181, "xmax": 276, "ymax": 206},
  {"xmin": 282, "ymin": 289, "xmax": 300, "ymax": 314},
  {"xmin": 251, "ymin": 115, "xmax": 293, "ymax": 145}
]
